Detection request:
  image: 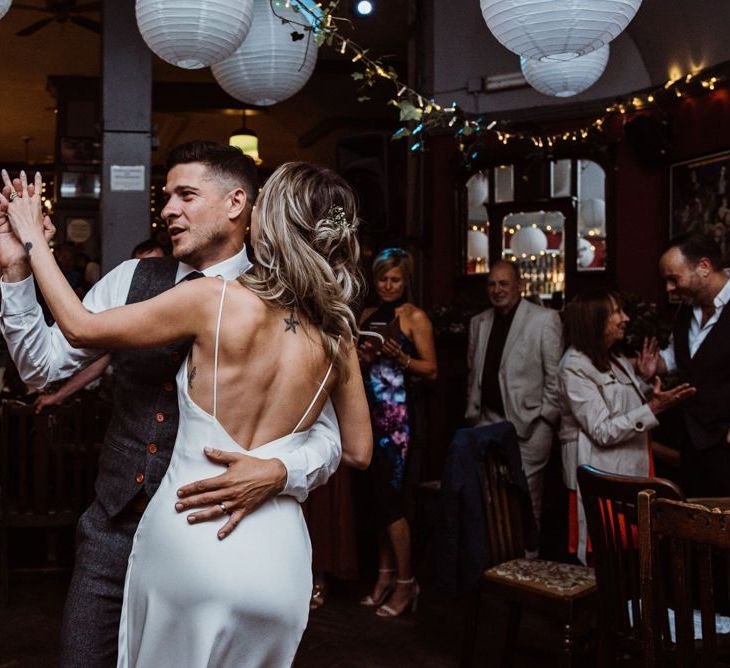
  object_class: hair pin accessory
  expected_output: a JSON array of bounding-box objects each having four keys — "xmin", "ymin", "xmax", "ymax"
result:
[{"xmin": 327, "ymin": 205, "xmax": 351, "ymax": 230}]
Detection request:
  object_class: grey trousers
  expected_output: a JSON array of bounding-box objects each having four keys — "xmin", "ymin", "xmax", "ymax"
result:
[{"xmin": 59, "ymin": 500, "xmax": 142, "ymax": 668}]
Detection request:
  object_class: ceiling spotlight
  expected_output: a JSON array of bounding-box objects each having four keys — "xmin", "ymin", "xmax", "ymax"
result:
[{"xmin": 354, "ymin": 0, "xmax": 374, "ymax": 17}]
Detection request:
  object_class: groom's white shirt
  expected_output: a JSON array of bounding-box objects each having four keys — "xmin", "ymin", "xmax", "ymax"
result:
[{"xmin": 0, "ymin": 245, "xmax": 341, "ymax": 500}]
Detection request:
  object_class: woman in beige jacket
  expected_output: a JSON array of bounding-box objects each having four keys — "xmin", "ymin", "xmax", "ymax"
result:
[{"xmin": 558, "ymin": 289, "xmax": 694, "ymax": 563}]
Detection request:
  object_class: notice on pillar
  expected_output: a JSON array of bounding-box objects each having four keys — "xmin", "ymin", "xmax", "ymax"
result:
[{"xmin": 110, "ymin": 165, "xmax": 146, "ymax": 191}]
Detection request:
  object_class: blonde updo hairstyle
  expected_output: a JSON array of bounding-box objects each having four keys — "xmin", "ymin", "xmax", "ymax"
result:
[{"xmin": 239, "ymin": 162, "xmax": 362, "ymax": 376}]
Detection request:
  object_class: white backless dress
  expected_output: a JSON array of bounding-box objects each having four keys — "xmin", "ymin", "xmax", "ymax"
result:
[{"xmin": 117, "ymin": 281, "xmax": 331, "ymax": 667}]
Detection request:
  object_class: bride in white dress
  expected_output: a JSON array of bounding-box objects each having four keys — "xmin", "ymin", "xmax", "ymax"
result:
[{"xmin": 3, "ymin": 163, "xmax": 372, "ymax": 667}]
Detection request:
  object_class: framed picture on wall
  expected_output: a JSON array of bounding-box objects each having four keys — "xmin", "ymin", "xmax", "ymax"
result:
[{"xmin": 670, "ymin": 150, "xmax": 730, "ymax": 258}]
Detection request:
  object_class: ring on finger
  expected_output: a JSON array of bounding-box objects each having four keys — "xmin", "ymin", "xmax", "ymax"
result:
[
  {"xmin": 219, "ymin": 501, "xmax": 229, "ymax": 514},
  {"xmin": 8, "ymin": 191, "xmax": 18, "ymax": 201}
]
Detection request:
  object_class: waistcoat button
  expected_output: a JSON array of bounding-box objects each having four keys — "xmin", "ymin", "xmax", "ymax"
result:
[
  {"xmin": 163, "ymin": 382, "xmax": 174, "ymax": 392},
  {"xmin": 135, "ymin": 473, "xmax": 145, "ymax": 484},
  {"xmin": 155, "ymin": 412, "xmax": 165, "ymax": 423},
  {"xmin": 148, "ymin": 443, "xmax": 158, "ymax": 455}
]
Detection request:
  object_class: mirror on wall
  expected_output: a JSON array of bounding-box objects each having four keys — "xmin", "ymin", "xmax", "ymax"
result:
[
  {"xmin": 466, "ymin": 172, "xmax": 489, "ymax": 274},
  {"xmin": 502, "ymin": 210, "xmax": 565, "ymax": 300},
  {"xmin": 462, "ymin": 156, "xmax": 608, "ymax": 297},
  {"xmin": 576, "ymin": 160, "xmax": 607, "ymax": 272}
]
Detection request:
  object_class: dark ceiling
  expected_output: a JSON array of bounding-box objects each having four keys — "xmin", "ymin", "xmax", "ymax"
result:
[{"xmin": 0, "ymin": 0, "xmax": 410, "ymax": 165}]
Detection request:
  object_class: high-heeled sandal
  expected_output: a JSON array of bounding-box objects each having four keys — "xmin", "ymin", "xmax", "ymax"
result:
[
  {"xmin": 359, "ymin": 569, "xmax": 395, "ymax": 607},
  {"xmin": 375, "ymin": 578, "xmax": 420, "ymax": 618}
]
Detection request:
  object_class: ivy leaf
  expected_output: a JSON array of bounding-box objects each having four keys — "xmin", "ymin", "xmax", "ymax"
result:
[
  {"xmin": 351, "ymin": 72, "xmax": 364, "ymax": 80},
  {"xmin": 315, "ymin": 31, "xmax": 328, "ymax": 47},
  {"xmin": 398, "ymin": 101, "xmax": 423, "ymax": 122}
]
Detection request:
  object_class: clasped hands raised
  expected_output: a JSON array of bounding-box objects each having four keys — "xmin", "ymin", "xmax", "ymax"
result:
[{"xmin": 0, "ymin": 170, "xmax": 56, "ymax": 260}]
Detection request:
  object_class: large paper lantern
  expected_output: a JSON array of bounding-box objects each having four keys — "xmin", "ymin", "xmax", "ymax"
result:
[
  {"xmin": 468, "ymin": 230, "xmax": 489, "ymax": 259},
  {"xmin": 0, "ymin": 1, "xmax": 11, "ymax": 20},
  {"xmin": 480, "ymin": 0, "xmax": 641, "ymax": 62},
  {"xmin": 578, "ymin": 198, "xmax": 606, "ymax": 235},
  {"xmin": 136, "ymin": 0, "xmax": 254, "ymax": 69},
  {"xmin": 467, "ymin": 172, "xmax": 489, "ymax": 220},
  {"xmin": 212, "ymin": 0, "xmax": 318, "ymax": 106},
  {"xmin": 577, "ymin": 237, "xmax": 596, "ymax": 267},
  {"xmin": 511, "ymin": 227, "xmax": 548, "ymax": 256},
  {"xmin": 521, "ymin": 45, "xmax": 609, "ymax": 97}
]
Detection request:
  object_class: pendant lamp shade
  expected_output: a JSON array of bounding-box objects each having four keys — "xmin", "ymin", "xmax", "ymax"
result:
[
  {"xmin": 136, "ymin": 0, "xmax": 255, "ymax": 69},
  {"xmin": 521, "ymin": 45, "xmax": 609, "ymax": 97},
  {"xmin": 480, "ymin": 0, "xmax": 641, "ymax": 62},
  {"xmin": 0, "ymin": 1, "xmax": 11, "ymax": 20},
  {"xmin": 229, "ymin": 127, "xmax": 261, "ymax": 165},
  {"xmin": 212, "ymin": 0, "xmax": 318, "ymax": 106}
]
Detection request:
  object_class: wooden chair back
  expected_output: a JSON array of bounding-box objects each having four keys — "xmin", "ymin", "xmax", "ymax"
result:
[
  {"xmin": 577, "ymin": 465, "xmax": 684, "ymax": 659},
  {"xmin": 639, "ymin": 491, "xmax": 730, "ymax": 668},
  {"xmin": 480, "ymin": 448, "xmax": 527, "ymax": 567},
  {"xmin": 0, "ymin": 399, "xmax": 106, "ymax": 525}
]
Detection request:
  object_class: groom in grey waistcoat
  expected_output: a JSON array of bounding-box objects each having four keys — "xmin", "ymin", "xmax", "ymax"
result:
[{"xmin": 0, "ymin": 142, "xmax": 342, "ymax": 666}]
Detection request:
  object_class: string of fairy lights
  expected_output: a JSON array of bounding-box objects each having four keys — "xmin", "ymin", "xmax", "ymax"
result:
[{"xmin": 282, "ymin": 0, "xmax": 727, "ymax": 157}]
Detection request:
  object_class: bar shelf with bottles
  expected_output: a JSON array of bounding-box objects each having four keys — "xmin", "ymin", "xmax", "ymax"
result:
[{"xmin": 503, "ymin": 250, "xmax": 565, "ymax": 299}]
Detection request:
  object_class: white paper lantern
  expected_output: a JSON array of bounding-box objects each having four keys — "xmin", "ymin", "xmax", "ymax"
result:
[
  {"xmin": 468, "ymin": 230, "xmax": 489, "ymax": 259},
  {"xmin": 511, "ymin": 227, "xmax": 548, "ymax": 256},
  {"xmin": 577, "ymin": 237, "xmax": 596, "ymax": 267},
  {"xmin": 212, "ymin": 0, "xmax": 319, "ymax": 106},
  {"xmin": 136, "ymin": 0, "xmax": 254, "ymax": 69},
  {"xmin": 480, "ymin": 0, "xmax": 641, "ymax": 62},
  {"xmin": 578, "ymin": 198, "xmax": 606, "ymax": 236},
  {"xmin": 467, "ymin": 173, "xmax": 489, "ymax": 220},
  {"xmin": 0, "ymin": 1, "xmax": 11, "ymax": 21},
  {"xmin": 521, "ymin": 45, "xmax": 609, "ymax": 97}
]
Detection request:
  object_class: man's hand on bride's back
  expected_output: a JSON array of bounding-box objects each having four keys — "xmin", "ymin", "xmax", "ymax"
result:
[{"xmin": 173, "ymin": 448, "xmax": 287, "ymax": 540}]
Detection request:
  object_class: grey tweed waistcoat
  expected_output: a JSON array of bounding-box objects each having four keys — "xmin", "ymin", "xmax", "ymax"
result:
[{"xmin": 94, "ymin": 256, "xmax": 193, "ymax": 517}]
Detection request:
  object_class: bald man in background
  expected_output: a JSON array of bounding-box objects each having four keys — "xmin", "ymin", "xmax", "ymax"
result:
[{"xmin": 466, "ymin": 261, "xmax": 563, "ymax": 531}]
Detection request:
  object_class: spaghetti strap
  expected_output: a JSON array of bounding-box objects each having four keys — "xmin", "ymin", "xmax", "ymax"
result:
[
  {"xmin": 291, "ymin": 359, "xmax": 335, "ymax": 434},
  {"xmin": 212, "ymin": 279, "xmax": 227, "ymax": 420}
]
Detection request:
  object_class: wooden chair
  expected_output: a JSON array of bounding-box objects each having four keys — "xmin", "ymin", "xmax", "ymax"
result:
[
  {"xmin": 639, "ymin": 491, "xmax": 730, "ymax": 668},
  {"xmin": 0, "ymin": 398, "xmax": 107, "ymax": 605},
  {"xmin": 577, "ymin": 465, "xmax": 684, "ymax": 666},
  {"xmin": 461, "ymin": 448, "xmax": 597, "ymax": 668}
]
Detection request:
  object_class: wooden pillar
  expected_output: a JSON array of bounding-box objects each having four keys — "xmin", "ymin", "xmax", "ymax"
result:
[{"xmin": 101, "ymin": 0, "xmax": 152, "ymax": 273}]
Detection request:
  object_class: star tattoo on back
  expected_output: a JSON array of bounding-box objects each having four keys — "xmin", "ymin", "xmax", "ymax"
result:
[{"xmin": 284, "ymin": 313, "xmax": 300, "ymax": 334}]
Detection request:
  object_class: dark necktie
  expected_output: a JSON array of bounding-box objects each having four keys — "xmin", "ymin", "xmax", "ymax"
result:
[{"xmin": 181, "ymin": 270, "xmax": 204, "ymax": 283}]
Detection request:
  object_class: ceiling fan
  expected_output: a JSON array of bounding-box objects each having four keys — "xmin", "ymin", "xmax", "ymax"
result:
[{"xmin": 13, "ymin": 0, "xmax": 101, "ymax": 37}]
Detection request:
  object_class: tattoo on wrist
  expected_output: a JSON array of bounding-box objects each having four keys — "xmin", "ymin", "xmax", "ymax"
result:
[{"xmin": 24, "ymin": 241, "xmax": 32, "ymax": 257}]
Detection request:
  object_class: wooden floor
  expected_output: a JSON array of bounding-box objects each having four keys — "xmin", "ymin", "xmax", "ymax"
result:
[{"xmin": 0, "ymin": 570, "xmax": 587, "ymax": 668}]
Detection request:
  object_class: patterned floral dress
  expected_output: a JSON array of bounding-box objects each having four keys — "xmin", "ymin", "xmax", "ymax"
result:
[{"xmin": 361, "ymin": 305, "xmax": 416, "ymax": 529}]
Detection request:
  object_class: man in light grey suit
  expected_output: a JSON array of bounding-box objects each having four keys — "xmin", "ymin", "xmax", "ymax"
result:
[{"xmin": 466, "ymin": 261, "xmax": 563, "ymax": 529}]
